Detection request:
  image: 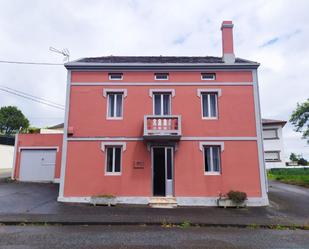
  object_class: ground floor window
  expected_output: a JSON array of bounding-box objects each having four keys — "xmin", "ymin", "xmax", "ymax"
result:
[
  {"xmin": 204, "ymin": 146, "xmax": 221, "ymax": 174},
  {"xmin": 106, "ymin": 147, "xmax": 122, "ymax": 174},
  {"xmin": 265, "ymin": 151, "xmax": 280, "ymax": 162}
]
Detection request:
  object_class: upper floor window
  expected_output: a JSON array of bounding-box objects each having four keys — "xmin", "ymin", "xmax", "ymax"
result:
[
  {"xmin": 201, "ymin": 73, "xmax": 216, "ymax": 80},
  {"xmin": 108, "ymin": 93, "xmax": 123, "ymax": 119},
  {"xmin": 109, "ymin": 73, "xmax": 123, "ymax": 80},
  {"xmin": 263, "ymin": 129, "xmax": 278, "ymax": 140},
  {"xmin": 204, "ymin": 146, "xmax": 221, "ymax": 174},
  {"xmin": 155, "ymin": 73, "xmax": 169, "ymax": 80},
  {"xmin": 154, "ymin": 93, "xmax": 171, "ymax": 115},
  {"xmin": 201, "ymin": 92, "xmax": 218, "ymax": 119}
]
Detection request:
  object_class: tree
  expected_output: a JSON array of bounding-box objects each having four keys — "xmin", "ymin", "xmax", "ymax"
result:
[
  {"xmin": 0, "ymin": 106, "xmax": 29, "ymax": 135},
  {"xmin": 289, "ymin": 153, "xmax": 299, "ymax": 162},
  {"xmin": 290, "ymin": 98, "xmax": 309, "ymax": 143}
]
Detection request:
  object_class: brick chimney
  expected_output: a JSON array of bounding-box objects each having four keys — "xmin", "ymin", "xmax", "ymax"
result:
[{"xmin": 221, "ymin": 21, "xmax": 235, "ymax": 63}]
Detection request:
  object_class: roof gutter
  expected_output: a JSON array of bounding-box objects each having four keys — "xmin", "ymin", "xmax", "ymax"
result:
[{"xmin": 64, "ymin": 62, "xmax": 260, "ymax": 71}]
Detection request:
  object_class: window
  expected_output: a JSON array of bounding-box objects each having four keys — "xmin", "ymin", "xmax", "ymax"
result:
[
  {"xmin": 109, "ymin": 73, "xmax": 123, "ymax": 80},
  {"xmin": 265, "ymin": 151, "xmax": 280, "ymax": 162},
  {"xmin": 105, "ymin": 146, "xmax": 122, "ymax": 174},
  {"xmin": 107, "ymin": 93, "xmax": 123, "ymax": 118},
  {"xmin": 204, "ymin": 146, "xmax": 221, "ymax": 174},
  {"xmin": 153, "ymin": 93, "xmax": 171, "ymax": 115},
  {"xmin": 155, "ymin": 73, "xmax": 169, "ymax": 80},
  {"xmin": 201, "ymin": 73, "xmax": 216, "ymax": 80},
  {"xmin": 201, "ymin": 92, "xmax": 218, "ymax": 118},
  {"xmin": 263, "ymin": 129, "xmax": 278, "ymax": 139}
]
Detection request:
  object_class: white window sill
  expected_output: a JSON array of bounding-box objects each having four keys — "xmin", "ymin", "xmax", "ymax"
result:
[
  {"xmin": 106, "ymin": 117, "xmax": 123, "ymax": 120},
  {"xmin": 105, "ymin": 172, "xmax": 121, "ymax": 176},
  {"xmin": 204, "ymin": 172, "xmax": 221, "ymax": 176},
  {"xmin": 202, "ymin": 117, "xmax": 218, "ymax": 120}
]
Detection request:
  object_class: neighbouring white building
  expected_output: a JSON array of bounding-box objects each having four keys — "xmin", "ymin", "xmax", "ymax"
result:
[
  {"xmin": 0, "ymin": 135, "xmax": 15, "ymax": 170},
  {"xmin": 262, "ymin": 119, "xmax": 287, "ymax": 169}
]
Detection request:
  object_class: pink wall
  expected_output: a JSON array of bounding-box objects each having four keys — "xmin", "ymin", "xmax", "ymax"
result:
[
  {"xmin": 14, "ymin": 134, "xmax": 63, "ymax": 180},
  {"xmin": 68, "ymin": 85, "xmax": 256, "ymax": 137},
  {"xmin": 63, "ymin": 140, "xmax": 261, "ymax": 197}
]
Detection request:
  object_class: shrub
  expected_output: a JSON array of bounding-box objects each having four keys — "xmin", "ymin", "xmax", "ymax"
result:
[{"xmin": 227, "ymin": 190, "xmax": 247, "ymax": 204}]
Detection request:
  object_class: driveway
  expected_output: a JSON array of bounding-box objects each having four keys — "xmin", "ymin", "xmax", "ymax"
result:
[{"xmin": 0, "ymin": 179, "xmax": 308, "ymax": 226}]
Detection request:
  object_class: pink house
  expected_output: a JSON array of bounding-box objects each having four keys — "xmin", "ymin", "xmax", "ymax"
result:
[{"xmin": 14, "ymin": 21, "xmax": 268, "ymax": 206}]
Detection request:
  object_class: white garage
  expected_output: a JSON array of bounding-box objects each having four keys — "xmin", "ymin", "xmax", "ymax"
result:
[{"xmin": 19, "ymin": 149, "xmax": 57, "ymax": 182}]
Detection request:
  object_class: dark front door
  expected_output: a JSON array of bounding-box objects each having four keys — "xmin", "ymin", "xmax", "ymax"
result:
[{"xmin": 153, "ymin": 148, "xmax": 166, "ymax": 196}]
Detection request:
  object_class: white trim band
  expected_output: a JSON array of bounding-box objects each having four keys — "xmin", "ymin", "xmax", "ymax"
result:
[
  {"xmin": 101, "ymin": 142, "xmax": 127, "ymax": 152},
  {"xmin": 72, "ymin": 82, "xmax": 253, "ymax": 86}
]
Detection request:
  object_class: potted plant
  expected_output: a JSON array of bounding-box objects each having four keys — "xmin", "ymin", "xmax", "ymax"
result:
[
  {"xmin": 90, "ymin": 194, "xmax": 116, "ymax": 206},
  {"xmin": 217, "ymin": 190, "xmax": 247, "ymax": 208}
]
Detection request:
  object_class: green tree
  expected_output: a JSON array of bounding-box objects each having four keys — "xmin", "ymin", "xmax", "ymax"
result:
[
  {"xmin": 289, "ymin": 153, "xmax": 299, "ymax": 162},
  {"xmin": 0, "ymin": 106, "xmax": 29, "ymax": 135},
  {"xmin": 290, "ymin": 98, "xmax": 309, "ymax": 143}
]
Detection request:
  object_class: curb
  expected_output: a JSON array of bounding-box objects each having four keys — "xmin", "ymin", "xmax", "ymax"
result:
[{"xmin": 0, "ymin": 221, "xmax": 308, "ymax": 230}]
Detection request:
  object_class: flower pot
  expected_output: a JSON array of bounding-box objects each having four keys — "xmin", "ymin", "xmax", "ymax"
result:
[
  {"xmin": 217, "ymin": 197, "xmax": 246, "ymax": 208},
  {"xmin": 90, "ymin": 197, "xmax": 117, "ymax": 206}
]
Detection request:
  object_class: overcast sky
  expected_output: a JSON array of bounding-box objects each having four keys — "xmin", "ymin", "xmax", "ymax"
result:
[{"xmin": 0, "ymin": 0, "xmax": 308, "ymax": 159}]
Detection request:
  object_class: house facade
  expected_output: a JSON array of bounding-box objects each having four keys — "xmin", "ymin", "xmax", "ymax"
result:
[
  {"xmin": 55, "ymin": 21, "xmax": 268, "ymax": 206},
  {"xmin": 262, "ymin": 119, "xmax": 286, "ymax": 169}
]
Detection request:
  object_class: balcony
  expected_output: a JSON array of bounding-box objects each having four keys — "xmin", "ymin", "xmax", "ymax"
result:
[{"xmin": 143, "ymin": 115, "xmax": 182, "ymax": 141}]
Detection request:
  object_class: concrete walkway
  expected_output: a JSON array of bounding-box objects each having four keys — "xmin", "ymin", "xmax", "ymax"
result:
[{"xmin": 0, "ymin": 180, "xmax": 308, "ymax": 227}]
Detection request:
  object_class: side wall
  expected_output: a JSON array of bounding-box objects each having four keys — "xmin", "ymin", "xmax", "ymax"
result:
[
  {"xmin": 0, "ymin": 145, "xmax": 14, "ymax": 169},
  {"xmin": 13, "ymin": 134, "xmax": 63, "ymax": 181}
]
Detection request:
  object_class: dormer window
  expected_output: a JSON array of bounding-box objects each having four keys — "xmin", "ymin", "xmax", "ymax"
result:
[
  {"xmin": 155, "ymin": 73, "xmax": 169, "ymax": 80},
  {"xmin": 109, "ymin": 73, "xmax": 123, "ymax": 80},
  {"xmin": 201, "ymin": 73, "xmax": 216, "ymax": 80}
]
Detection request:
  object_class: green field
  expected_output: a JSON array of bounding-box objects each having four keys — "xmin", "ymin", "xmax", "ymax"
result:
[{"xmin": 268, "ymin": 168, "xmax": 309, "ymax": 187}]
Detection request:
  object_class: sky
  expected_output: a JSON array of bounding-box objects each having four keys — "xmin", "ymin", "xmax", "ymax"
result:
[{"xmin": 0, "ymin": 0, "xmax": 308, "ymax": 159}]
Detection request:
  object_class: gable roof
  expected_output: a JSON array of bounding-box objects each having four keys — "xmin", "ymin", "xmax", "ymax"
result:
[
  {"xmin": 65, "ymin": 56, "xmax": 259, "ymax": 70},
  {"xmin": 262, "ymin": 118, "xmax": 287, "ymax": 127}
]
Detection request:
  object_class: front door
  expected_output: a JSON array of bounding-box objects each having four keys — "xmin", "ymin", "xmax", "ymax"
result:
[{"xmin": 152, "ymin": 147, "xmax": 174, "ymax": 196}]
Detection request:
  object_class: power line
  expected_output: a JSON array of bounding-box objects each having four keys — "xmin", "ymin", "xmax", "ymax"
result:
[
  {"xmin": 0, "ymin": 60, "xmax": 63, "ymax": 66},
  {"xmin": 0, "ymin": 86, "xmax": 65, "ymax": 110},
  {"xmin": 0, "ymin": 85, "xmax": 64, "ymax": 108}
]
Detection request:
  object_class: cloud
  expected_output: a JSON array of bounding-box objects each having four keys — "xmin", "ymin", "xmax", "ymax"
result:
[{"xmin": 0, "ymin": 0, "xmax": 308, "ymax": 157}]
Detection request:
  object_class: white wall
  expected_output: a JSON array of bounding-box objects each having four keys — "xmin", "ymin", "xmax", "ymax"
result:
[
  {"xmin": 263, "ymin": 124, "xmax": 285, "ymax": 169},
  {"xmin": 0, "ymin": 144, "xmax": 14, "ymax": 169},
  {"xmin": 40, "ymin": 128, "xmax": 63, "ymax": 134}
]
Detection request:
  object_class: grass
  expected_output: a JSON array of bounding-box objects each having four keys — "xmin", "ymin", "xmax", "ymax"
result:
[{"xmin": 268, "ymin": 168, "xmax": 309, "ymax": 188}]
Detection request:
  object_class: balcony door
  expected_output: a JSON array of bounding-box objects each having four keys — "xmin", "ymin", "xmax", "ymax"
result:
[
  {"xmin": 152, "ymin": 147, "xmax": 174, "ymax": 197},
  {"xmin": 153, "ymin": 93, "xmax": 171, "ymax": 116}
]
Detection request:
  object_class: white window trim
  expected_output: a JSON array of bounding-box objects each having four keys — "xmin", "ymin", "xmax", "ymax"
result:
[
  {"xmin": 101, "ymin": 142, "xmax": 126, "ymax": 176},
  {"xmin": 108, "ymin": 73, "xmax": 123, "ymax": 81},
  {"xmin": 199, "ymin": 142, "xmax": 224, "ymax": 176},
  {"xmin": 263, "ymin": 128, "xmax": 279, "ymax": 140},
  {"xmin": 149, "ymin": 89, "xmax": 175, "ymax": 97},
  {"xmin": 149, "ymin": 89, "xmax": 175, "ymax": 116},
  {"xmin": 154, "ymin": 73, "xmax": 169, "ymax": 80},
  {"xmin": 103, "ymin": 89, "xmax": 127, "ymax": 120},
  {"xmin": 264, "ymin": 151, "xmax": 281, "ymax": 162},
  {"xmin": 201, "ymin": 73, "xmax": 216, "ymax": 81},
  {"xmin": 197, "ymin": 89, "xmax": 221, "ymax": 120}
]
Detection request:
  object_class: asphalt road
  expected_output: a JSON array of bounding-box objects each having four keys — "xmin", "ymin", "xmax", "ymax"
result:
[{"xmin": 0, "ymin": 225, "xmax": 308, "ymax": 249}]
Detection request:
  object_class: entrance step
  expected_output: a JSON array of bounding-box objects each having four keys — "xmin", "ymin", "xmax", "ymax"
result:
[{"xmin": 149, "ymin": 197, "xmax": 177, "ymax": 208}]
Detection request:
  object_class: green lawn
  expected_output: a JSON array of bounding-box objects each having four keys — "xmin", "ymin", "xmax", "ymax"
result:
[{"xmin": 268, "ymin": 168, "xmax": 309, "ymax": 188}]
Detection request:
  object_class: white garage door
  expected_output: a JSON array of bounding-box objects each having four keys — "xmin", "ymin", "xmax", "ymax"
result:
[{"xmin": 19, "ymin": 149, "xmax": 56, "ymax": 182}]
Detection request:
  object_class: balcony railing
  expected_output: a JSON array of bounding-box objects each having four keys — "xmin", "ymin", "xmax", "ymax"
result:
[{"xmin": 143, "ymin": 115, "xmax": 182, "ymax": 140}]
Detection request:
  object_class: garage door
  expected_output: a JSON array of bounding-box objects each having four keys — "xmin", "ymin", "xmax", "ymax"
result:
[{"xmin": 19, "ymin": 149, "xmax": 56, "ymax": 182}]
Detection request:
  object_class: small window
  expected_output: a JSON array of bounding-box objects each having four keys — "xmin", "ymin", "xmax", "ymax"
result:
[
  {"xmin": 204, "ymin": 146, "xmax": 221, "ymax": 174},
  {"xmin": 155, "ymin": 73, "xmax": 169, "ymax": 80},
  {"xmin": 201, "ymin": 73, "xmax": 216, "ymax": 80},
  {"xmin": 109, "ymin": 73, "xmax": 123, "ymax": 80},
  {"xmin": 106, "ymin": 147, "xmax": 122, "ymax": 174},
  {"xmin": 265, "ymin": 151, "xmax": 280, "ymax": 162},
  {"xmin": 201, "ymin": 92, "xmax": 218, "ymax": 118},
  {"xmin": 263, "ymin": 129, "xmax": 278, "ymax": 139},
  {"xmin": 107, "ymin": 93, "xmax": 123, "ymax": 118}
]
